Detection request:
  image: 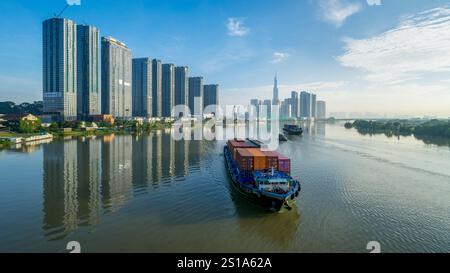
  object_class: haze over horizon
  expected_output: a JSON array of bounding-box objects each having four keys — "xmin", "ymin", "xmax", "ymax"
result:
[{"xmin": 1, "ymin": 0, "xmax": 450, "ymax": 118}]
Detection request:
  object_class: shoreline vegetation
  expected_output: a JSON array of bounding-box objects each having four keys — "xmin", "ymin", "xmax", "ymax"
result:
[
  {"xmin": 0, "ymin": 119, "xmax": 175, "ymax": 149},
  {"xmin": 345, "ymin": 119, "xmax": 450, "ymax": 146}
]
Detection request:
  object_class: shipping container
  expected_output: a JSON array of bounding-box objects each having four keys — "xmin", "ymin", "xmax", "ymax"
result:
[
  {"xmin": 235, "ymin": 148, "xmax": 254, "ymax": 172},
  {"xmin": 271, "ymin": 151, "xmax": 291, "ymax": 174},
  {"xmin": 228, "ymin": 140, "xmax": 258, "ymax": 160},
  {"xmin": 248, "ymin": 149, "xmax": 268, "ymax": 171},
  {"xmin": 262, "ymin": 151, "xmax": 279, "ymax": 170}
]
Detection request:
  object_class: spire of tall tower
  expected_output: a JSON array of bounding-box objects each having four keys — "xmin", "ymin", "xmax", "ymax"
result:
[{"xmin": 273, "ymin": 72, "xmax": 279, "ymax": 105}]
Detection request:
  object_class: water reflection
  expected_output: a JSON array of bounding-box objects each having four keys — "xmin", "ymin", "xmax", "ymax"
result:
[{"xmin": 42, "ymin": 133, "xmax": 204, "ymax": 241}]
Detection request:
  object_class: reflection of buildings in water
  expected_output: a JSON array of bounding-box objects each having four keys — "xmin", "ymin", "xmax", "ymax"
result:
[
  {"xmin": 315, "ymin": 122, "xmax": 326, "ymax": 136},
  {"xmin": 151, "ymin": 132, "xmax": 163, "ymax": 184},
  {"xmin": 188, "ymin": 139, "xmax": 202, "ymax": 169},
  {"xmin": 161, "ymin": 132, "xmax": 175, "ymax": 177},
  {"xmin": 101, "ymin": 135, "xmax": 133, "ymax": 211},
  {"xmin": 132, "ymin": 135, "xmax": 152, "ymax": 188},
  {"xmin": 299, "ymin": 120, "xmax": 316, "ymax": 135},
  {"xmin": 42, "ymin": 131, "xmax": 207, "ymax": 240},
  {"xmin": 43, "ymin": 140, "xmax": 79, "ymax": 240},
  {"xmin": 77, "ymin": 137, "xmax": 102, "ymax": 226},
  {"xmin": 43, "ymin": 137, "xmax": 104, "ymax": 240},
  {"xmin": 174, "ymin": 138, "xmax": 189, "ymax": 178}
]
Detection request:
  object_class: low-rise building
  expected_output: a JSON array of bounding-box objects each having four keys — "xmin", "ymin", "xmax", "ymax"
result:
[{"xmin": 90, "ymin": 114, "xmax": 115, "ymax": 125}]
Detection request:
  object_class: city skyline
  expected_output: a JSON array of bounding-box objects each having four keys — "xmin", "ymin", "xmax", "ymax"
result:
[
  {"xmin": 39, "ymin": 14, "xmax": 219, "ymax": 121},
  {"xmin": 1, "ymin": 0, "xmax": 450, "ymax": 117}
]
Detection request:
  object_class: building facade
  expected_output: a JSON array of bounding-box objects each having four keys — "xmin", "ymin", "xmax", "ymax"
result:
[
  {"xmin": 77, "ymin": 25, "xmax": 100, "ymax": 120},
  {"xmin": 262, "ymin": 99, "xmax": 272, "ymax": 119},
  {"xmin": 43, "ymin": 18, "xmax": 78, "ymax": 121},
  {"xmin": 203, "ymin": 84, "xmax": 219, "ymax": 109},
  {"xmin": 162, "ymin": 64, "xmax": 175, "ymax": 117},
  {"xmin": 152, "ymin": 59, "xmax": 162, "ymax": 117},
  {"xmin": 311, "ymin": 93, "xmax": 317, "ymax": 119},
  {"xmin": 132, "ymin": 58, "xmax": 152, "ymax": 118},
  {"xmin": 317, "ymin": 100, "xmax": 327, "ymax": 120},
  {"xmin": 291, "ymin": 91, "xmax": 299, "ymax": 118},
  {"xmin": 188, "ymin": 77, "xmax": 204, "ymax": 117},
  {"xmin": 101, "ymin": 36, "xmax": 132, "ymax": 118},
  {"xmin": 175, "ymin": 66, "xmax": 189, "ymax": 107},
  {"xmin": 281, "ymin": 98, "xmax": 292, "ymax": 119},
  {"xmin": 250, "ymin": 99, "xmax": 261, "ymax": 118},
  {"xmin": 300, "ymin": 91, "xmax": 311, "ymax": 119}
]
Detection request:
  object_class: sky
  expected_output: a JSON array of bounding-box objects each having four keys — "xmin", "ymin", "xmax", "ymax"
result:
[{"xmin": 1, "ymin": 0, "xmax": 450, "ymax": 117}]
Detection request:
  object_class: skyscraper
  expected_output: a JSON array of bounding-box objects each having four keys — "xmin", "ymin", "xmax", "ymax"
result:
[
  {"xmin": 273, "ymin": 73, "xmax": 279, "ymax": 105},
  {"xmin": 291, "ymin": 91, "xmax": 299, "ymax": 118},
  {"xmin": 175, "ymin": 66, "xmax": 189, "ymax": 106},
  {"xmin": 101, "ymin": 36, "xmax": 132, "ymax": 118},
  {"xmin": 317, "ymin": 101, "xmax": 327, "ymax": 120},
  {"xmin": 262, "ymin": 99, "xmax": 272, "ymax": 118},
  {"xmin": 77, "ymin": 25, "xmax": 100, "ymax": 120},
  {"xmin": 203, "ymin": 84, "xmax": 219, "ymax": 109},
  {"xmin": 300, "ymin": 91, "xmax": 311, "ymax": 119},
  {"xmin": 162, "ymin": 63, "xmax": 175, "ymax": 117},
  {"xmin": 282, "ymin": 98, "xmax": 292, "ymax": 118},
  {"xmin": 132, "ymin": 58, "xmax": 152, "ymax": 118},
  {"xmin": 311, "ymin": 93, "xmax": 317, "ymax": 119},
  {"xmin": 188, "ymin": 77, "xmax": 204, "ymax": 117},
  {"xmin": 43, "ymin": 18, "xmax": 77, "ymax": 121},
  {"xmin": 250, "ymin": 99, "xmax": 260, "ymax": 117},
  {"xmin": 152, "ymin": 59, "xmax": 162, "ymax": 117}
]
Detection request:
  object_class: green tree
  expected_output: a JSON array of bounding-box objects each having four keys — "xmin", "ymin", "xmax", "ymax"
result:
[{"xmin": 18, "ymin": 118, "xmax": 41, "ymax": 134}]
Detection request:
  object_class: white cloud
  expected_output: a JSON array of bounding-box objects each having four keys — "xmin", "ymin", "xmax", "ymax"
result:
[
  {"xmin": 271, "ymin": 52, "xmax": 290, "ymax": 63},
  {"xmin": 318, "ymin": 0, "xmax": 363, "ymax": 27},
  {"xmin": 226, "ymin": 18, "xmax": 250, "ymax": 37},
  {"xmin": 338, "ymin": 6, "xmax": 450, "ymax": 83},
  {"xmin": 366, "ymin": 0, "xmax": 381, "ymax": 6}
]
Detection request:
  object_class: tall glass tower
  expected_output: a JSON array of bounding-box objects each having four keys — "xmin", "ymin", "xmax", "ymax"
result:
[
  {"xmin": 77, "ymin": 25, "xmax": 100, "ymax": 120},
  {"xmin": 43, "ymin": 18, "xmax": 77, "ymax": 121},
  {"xmin": 273, "ymin": 73, "xmax": 279, "ymax": 105},
  {"xmin": 101, "ymin": 36, "xmax": 132, "ymax": 119}
]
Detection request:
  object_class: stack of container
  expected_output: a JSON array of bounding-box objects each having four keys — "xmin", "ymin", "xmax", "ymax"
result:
[
  {"xmin": 275, "ymin": 152, "xmax": 291, "ymax": 174},
  {"xmin": 235, "ymin": 148, "xmax": 254, "ymax": 172},
  {"xmin": 227, "ymin": 139, "xmax": 292, "ymax": 174},
  {"xmin": 262, "ymin": 151, "xmax": 279, "ymax": 170},
  {"xmin": 248, "ymin": 149, "xmax": 267, "ymax": 171},
  {"xmin": 228, "ymin": 139, "xmax": 258, "ymax": 161}
]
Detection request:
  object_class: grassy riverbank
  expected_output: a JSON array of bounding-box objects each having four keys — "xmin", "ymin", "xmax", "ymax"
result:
[{"xmin": 345, "ymin": 119, "xmax": 450, "ymax": 139}]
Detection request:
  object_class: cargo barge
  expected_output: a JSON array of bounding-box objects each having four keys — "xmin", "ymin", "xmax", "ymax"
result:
[
  {"xmin": 224, "ymin": 139, "xmax": 301, "ymax": 212},
  {"xmin": 283, "ymin": 124, "xmax": 303, "ymax": 136}
]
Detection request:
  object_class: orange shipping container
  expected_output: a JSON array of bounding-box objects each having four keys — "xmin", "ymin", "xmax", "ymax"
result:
[
  {"xmin": 262, "ymin": 151, "xmax": 279, "ymax": 170},
  {"xmin": 247, "ymin": 149, "xmax": 268, "ymax": 171}
]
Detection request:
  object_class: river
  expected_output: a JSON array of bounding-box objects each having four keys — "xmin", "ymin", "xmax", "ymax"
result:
[{"xmin": 0, "ymin": 122, "xmax": 449, "ymax": 253}]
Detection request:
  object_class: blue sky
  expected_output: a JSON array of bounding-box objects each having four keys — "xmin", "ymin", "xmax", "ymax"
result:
[{"xmin": 1, "ymin": 0, "xmax": 450, "ymax": 117}]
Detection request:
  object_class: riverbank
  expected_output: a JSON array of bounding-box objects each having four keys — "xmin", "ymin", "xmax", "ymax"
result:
[
  {"xmin": 0, "ymin": 120, "xmax": 175, "ymax": 149},
  {"xmin": 345, "ymin": 119, "xmax": 450, "ymax": 138}
]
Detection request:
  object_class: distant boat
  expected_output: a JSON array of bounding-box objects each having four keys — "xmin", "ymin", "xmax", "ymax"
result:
[
  {"xmin": 283, "ymin": 124, "xmax": 303, "ymax": 136},
  {"xmin": 224, "ymin": 139, "xmax": 301, "ymax": 212}
]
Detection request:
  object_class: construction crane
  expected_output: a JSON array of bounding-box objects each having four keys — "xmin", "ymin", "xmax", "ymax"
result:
[{"xmin": 54, "ymin": 3, "xmax": 69, "ymax": 18}]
